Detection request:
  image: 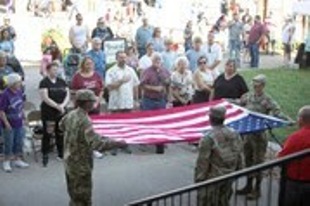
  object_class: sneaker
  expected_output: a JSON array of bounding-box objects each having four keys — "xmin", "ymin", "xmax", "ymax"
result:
[
  {"xmin": 14, "ymin": 160, "xmax": 29, "ymax": 168},
  {"xmin": 3, "ymin": 161, "xmax": 12, "ymax": 172},
  {"xmin": 93, "ymin": 151, "xmax": 104, "ymax": 159}
]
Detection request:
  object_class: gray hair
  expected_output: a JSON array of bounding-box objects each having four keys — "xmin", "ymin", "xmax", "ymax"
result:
[
  {"xmin": 174, "ymin": 56, "xmax": 189, "ymax": 68},
  {"xmin": 151, "ymin": 52, "xmax": 162, "ymax": 62}
]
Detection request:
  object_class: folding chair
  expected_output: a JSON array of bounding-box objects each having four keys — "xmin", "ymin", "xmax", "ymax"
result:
[
  {"xmin": 25, "ymin": 110, "xmax": 43, "ymax": 162},
  {"xmin": 24, "ymin": 101, "xmax": 36, "ymax": 112}
]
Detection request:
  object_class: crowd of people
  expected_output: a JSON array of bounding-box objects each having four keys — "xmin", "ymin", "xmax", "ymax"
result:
[{"xmin": 0, "ymin": 1, "xmax": 309, "ymax": 206}]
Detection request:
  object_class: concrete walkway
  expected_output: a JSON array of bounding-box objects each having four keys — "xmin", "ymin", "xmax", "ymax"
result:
[{"xmin": 0, "ymin": 10, "xmax": 290, "ymax": 206}]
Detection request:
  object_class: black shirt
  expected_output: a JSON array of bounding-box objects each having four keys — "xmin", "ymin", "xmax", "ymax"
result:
[
  {"xmin": 39, "ymin": 77, "xmax": 68, "ymax": 120},
  {"xmin": 213, "ymin": 73, "xmax": 248, "ymax": 100}
]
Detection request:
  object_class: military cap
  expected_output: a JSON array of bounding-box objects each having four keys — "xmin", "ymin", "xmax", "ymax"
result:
[
  {"xmin": 252, "ymin": 74, "xmax": 266, "ymax": 85},
  {"xmin": 209, "ymin": 106, "xmax": 226, "ymax": 119},
  {"xmin": 75, "ymin": 89, "xmax": 97, "ymax": 101}
]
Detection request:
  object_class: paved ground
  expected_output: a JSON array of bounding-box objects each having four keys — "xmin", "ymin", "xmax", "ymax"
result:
[
  {"xmin": 0, "ymin": 55, "xmax": 284, "ymax": 206},
  {"xmin": 0, "ymin": 8, "xmax": 291, "ymax": 206}
]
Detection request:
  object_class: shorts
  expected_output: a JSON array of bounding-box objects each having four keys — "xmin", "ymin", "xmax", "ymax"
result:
[{"xmin": 283, "ymin": 43, "xmax": 292, "ymax": 54}]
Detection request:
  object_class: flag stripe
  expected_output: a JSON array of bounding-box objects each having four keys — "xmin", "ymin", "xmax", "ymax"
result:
[{"xmin": 91, "ymin": 100, "xmax": 288, "ymax": 145}]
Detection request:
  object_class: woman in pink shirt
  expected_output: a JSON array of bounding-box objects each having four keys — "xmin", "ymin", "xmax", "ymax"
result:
[{"xmin": 71, "ymin": 56, "xmax": 103, "ymax": 114}]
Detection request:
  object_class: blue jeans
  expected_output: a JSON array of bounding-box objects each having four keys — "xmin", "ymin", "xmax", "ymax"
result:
[
  {"xmin": 249, "ymin": 43, "xmax": 259, "ymax": 68},
  {"xmin": 229, "ymin": 39, "xmax": 242, "ymax": 67},
  {"xmin": 3, "ymin": 127, "xmax": 25, "ymax": 157},
  {"xmin": 141, "ymin": 97, "xmax": 166, "ymax": 111}
]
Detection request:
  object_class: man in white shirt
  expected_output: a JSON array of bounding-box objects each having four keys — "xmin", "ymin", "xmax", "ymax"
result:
[
  {"xmin": 69, "ymin": 13, "xmax": 90, "ymax": 53},
  {"xmin": 105, "ymin": 51, "xmax": 139, "ymax": 155},
  {"xmin": 282, "ymin": 17, "xmax": 295, "ymax": 66},
  {"xmin": 138, "ymin": 42, "xmax": 154, "ymax": 76},
  {"xmin": 106, "ymin": 51, "xmax": 140, "ymax": 112},
  {"xmin": 202, "ymin": 32, "xmax": 223, "ymax": 72}
]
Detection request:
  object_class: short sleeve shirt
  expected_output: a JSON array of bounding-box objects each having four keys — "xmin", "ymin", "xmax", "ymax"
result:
[
  {"xmin": 39, "ymin": 77, "xmax": 68, "ymax": 120},
  {"xmin": 213, "ymin": 74, "xmax": 248, "ymax": 100},
  {"xmin": 0, "ymin": 88, "xmax": 24, "ymax": 128},
  {"xmin": 138, "ymin": 54, "xmax": 152, "ymax": 71},
  {"xmin": 105, "ymin": 65, "xmax": 140, "ymax": 110},
  {"xmin": 202, "ymin": 43, "xmax": 223, "ymax": 69},
  {"xmin": 141, "ymin": 66, "xmax": 170, "ymax": 99},
  {"xmin": 229, "ymin": 21, "xmax": 244, "ymax": 41},
  {"xmin": 71, "ymin": 72, "xmax": 103, "ymax": 96}
]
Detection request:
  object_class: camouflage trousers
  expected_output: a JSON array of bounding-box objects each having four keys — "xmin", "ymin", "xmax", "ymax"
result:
[
  {"xmin": 65, "ymin": 171, "xmax": 92, "ymax": 206},
  {"xmin": 243, "ymin": 132, "xmax": 268, "ymax": 167},
  {"xmin": 197, "ymin": 181, "xmax": 233, "ymax": 206}
]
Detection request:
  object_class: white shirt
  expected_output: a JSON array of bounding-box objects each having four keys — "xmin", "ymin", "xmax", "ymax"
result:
[
  {"xmin": 194, "ymin": 69, "xmax": 219, "ymax": 91},
  {"xmin": 202, "ymin": 43, "xmax": 223, "ymax": 69},
  {"xmin": 171, "ymin": 70, "xmax": 194, "ymax": 101},
  {"xmin": 282, "ymin": 23, "xmax": 295, "ymax": 44},
  {"xmin": 105, "ymin": 64, "xmax": 140, "ymax": 110},
  {"xmin": 69, "ymin": 24, "xmax": 89, "ymax": 49},
  {"xmin": 138, "ymin": 54, "xmax": 152, "ymax": 71}
]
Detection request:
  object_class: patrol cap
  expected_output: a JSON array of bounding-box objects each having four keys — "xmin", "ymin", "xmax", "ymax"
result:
[
  {"xmin": 209, "ymin": 106, "xmax": 226, "ymax": 119},
  {"xmin": 75, "ymin": 89, "xmax": 97, "ymax": 102},
  {"xmin": 252, "ymin": 74, "xmax": 266, "ymax": 85}
]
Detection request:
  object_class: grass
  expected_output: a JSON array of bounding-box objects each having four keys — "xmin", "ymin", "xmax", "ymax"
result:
[{"xmin": 239, "ymin": 68, "xmax": 310, "ymax": 143}]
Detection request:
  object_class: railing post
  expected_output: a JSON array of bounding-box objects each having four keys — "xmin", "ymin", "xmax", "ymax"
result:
[{"xmin": 278, "ymin": 164, "xmax": 287, "ymax": 206}]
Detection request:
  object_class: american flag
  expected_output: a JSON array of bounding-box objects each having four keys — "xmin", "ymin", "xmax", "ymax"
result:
[{"xmin": 91, "ymin": 100, "xmax": 289, "ymax": 145}]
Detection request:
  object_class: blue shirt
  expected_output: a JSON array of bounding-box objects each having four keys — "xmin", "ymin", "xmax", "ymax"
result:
[
  {"xmin": 135, "ymin": 26, "xmax": 153, "ymax": 49},
  {"xmin": 87, "ymin": 49, "xmax": 106, "ymax": 79},
  {"xmin": 0, "ymin": 40, "xmax": 14, "ymax": 55},
  {"xmin": 186, "ymin": 49, "xmax": 205, "ymax": 72},
  {"xmin": 149, "ymin": 38, "xmax": 165, "ymax": 52},
  {"xmin": 161, "ymin": 50, "xmax": 177, "ymax": 71}
]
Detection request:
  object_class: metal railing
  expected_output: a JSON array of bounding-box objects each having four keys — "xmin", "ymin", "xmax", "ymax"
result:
[{"xmin": 127, "ymin": 148, "xmax": 310, "ymax": 206}]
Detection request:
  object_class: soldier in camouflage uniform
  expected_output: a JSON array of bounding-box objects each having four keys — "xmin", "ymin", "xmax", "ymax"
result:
[
  {"xmin": 234, "ymin": 74, "xmax": 291, "ymax": 200},
  {"xmin": 195, "ymin": 106, "xmax": 244, "ymax": 206},
  {"xmin": 59, "ymin": 89, "xmax": 127, "ymax": 206}
]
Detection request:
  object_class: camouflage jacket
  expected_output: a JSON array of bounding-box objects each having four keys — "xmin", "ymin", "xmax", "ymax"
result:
[
  {"xmin": 235, "ymin": 92, "xmax": 289, "ymax": 120},
  {"xmin": 59, "ymin": 108, "xmax": 118, "ymax": 175},
  {"xmin": 195, "ymin": 125, "xmax": 244, "ymax": 182}
]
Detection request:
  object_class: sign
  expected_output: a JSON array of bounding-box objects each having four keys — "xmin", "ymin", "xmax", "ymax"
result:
[{"xmin": 103, "ymin": 38, "xmax": 127, "ymax": 64}]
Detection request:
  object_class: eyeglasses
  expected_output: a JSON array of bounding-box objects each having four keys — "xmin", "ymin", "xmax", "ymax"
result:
[{"xmin": 198, "ymin": 61, "xmax": 207, "ymax": 65}]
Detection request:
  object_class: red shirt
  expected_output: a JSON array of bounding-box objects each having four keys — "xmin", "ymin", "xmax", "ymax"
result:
[
  {"xmin": 71, "ymin": 72, "xmax": 103, "ymax": 96},
  {"xmin": 278, "ymin": 126, "xmax": 310, "ymax": 181},
  {"xmin": 248, "ymin": 22, "xmax": 266, "ymax": 44}
]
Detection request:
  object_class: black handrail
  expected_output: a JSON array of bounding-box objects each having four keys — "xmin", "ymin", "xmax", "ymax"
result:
[{"xmin": 127, "ymin": 148, "xmax": 310, "ymax": 206}]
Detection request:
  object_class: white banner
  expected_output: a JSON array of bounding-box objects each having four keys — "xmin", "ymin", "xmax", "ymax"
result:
[{"xmin": 103, "ymin": 38, "xmax": 126, "ymax": 64}]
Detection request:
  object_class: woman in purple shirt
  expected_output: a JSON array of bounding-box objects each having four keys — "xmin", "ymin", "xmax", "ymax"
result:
[{"xmin": 0, "ymin": 73, "xmax": 29, "ymax": 172}]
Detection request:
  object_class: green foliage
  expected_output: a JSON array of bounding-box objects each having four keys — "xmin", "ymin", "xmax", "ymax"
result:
[
  {"xmin": 240, "ymin": 69, "xmax": 310, "ymax": 142},
  {"xmin": 41, "ymin": 27, "xmax": 70, "ymax": 53}
]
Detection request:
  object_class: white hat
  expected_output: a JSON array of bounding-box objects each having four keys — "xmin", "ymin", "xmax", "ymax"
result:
[{"xmin": 7, "ymin": 73, "xmax": 22, "ymax": 87}]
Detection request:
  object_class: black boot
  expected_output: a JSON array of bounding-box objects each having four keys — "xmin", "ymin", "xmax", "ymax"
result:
[
  {"xmin": 236, "ymin": 177, "xmax": 253, "ymax": 195},
  {"xmin": 42, "ymin": 154, "xmax": 49, "ymax": 167}
]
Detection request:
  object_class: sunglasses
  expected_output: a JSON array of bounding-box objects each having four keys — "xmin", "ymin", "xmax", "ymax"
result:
[{"xmin": 198, "ymin": 61, "xmax": 207, "ymax": 65}]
